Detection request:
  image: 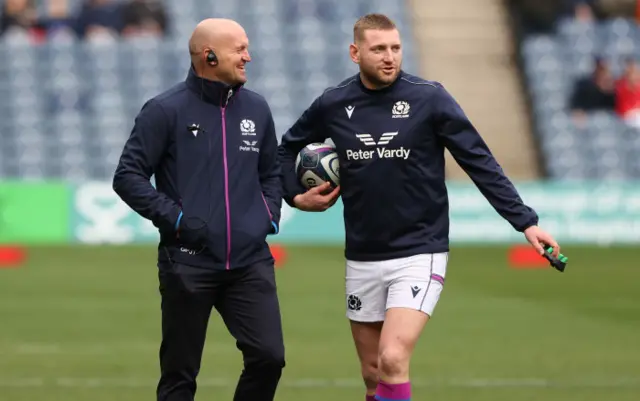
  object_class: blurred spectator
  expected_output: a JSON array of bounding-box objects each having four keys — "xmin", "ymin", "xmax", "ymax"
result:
[
  {"xmin": 573, "ymin": 0, "xmax": 597, "ymax": 21},
  {"xmin": 569, "ymin": 58, "xmax": 616, "ymax": 123},
  {"xmin": 506, "ymin": 0, "xmax": 602, "ymax": 34},
  {"xmin": 0, "ymin": 0, "xmax": 38, "ymax": 36},
  {"xmin": 615, "ymin": 58, "xmax": 640, "ymax": 127},
  {"xmin": 38, "ymin": 0, "xmax": 77, "ymax": 40},
  {"xmin": 75, "ymin": 0, "xmax": 123, "ymax": 40},
  {"xmin": 597, "ymin": 0, "xmax": 638, "ymax": 19},
  {"xmin": 121, "ymin": 0, "xmax": 168, "ymax": 37},
  {"xmin": 507, "ymin": 0, "xmax": 565, "ymax": 33}
]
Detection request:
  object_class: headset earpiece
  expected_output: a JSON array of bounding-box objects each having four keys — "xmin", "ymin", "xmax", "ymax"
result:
[{"xmin": 206, "ymin": 50, "xmax": 218, "ymax": 66}]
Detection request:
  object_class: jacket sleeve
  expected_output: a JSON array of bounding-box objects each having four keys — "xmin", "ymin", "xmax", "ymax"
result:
[
  {"xmin": 112, "ymin": 99, "xmax": 182, "ymax": 235},
  {"xmin": 259, "ymin": 107, "xmax": 283, "ymax": 235},
  {"xmin": 432, "ymin": 83, "xmax": 539, "ymax": 232},
  {"xmin": 277, "ymin": 94, "xmax": 328, "ymax": 207}
]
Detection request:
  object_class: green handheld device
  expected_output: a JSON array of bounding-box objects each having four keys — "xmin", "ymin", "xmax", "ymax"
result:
[{"xmin": 542, "ymin": 245, "xmax": 568, "ymax": 272}]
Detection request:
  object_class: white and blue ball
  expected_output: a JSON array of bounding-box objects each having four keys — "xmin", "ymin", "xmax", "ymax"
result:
[{"xmin": 295, "ymin": 143, "xmax": 340, "ymax": 189}]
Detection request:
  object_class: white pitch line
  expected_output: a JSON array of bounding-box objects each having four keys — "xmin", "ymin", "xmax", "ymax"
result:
[{"xmin": 0, "ymin": 377, "xmax": 639, "ymax": 389}]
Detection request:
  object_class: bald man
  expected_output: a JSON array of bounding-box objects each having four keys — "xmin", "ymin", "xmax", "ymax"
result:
[{"xmin": 113, "ymin": 18, "xmax": 285, "ymax": 401}]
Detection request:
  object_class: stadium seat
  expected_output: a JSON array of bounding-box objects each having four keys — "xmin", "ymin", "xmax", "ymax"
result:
[
  {"xmin": 0, "ymin": 0, "xmax": 419, "ymax": 181},
  {"xmin": 521, "ymin": 15, "xmax": 640, "ymax": 180}
]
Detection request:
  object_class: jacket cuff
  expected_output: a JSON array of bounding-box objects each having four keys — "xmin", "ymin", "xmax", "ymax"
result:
[
  {"xmin": 516, "ymin": 216, "xmax": 539, "ymax": 232},
  {"xmin": 270, "ymin": 221, "xmax": 279, "ymax": 235},
  {"xmin": 284, "ymin": 190, "xmax": 304, "ymax": 208},
  {"xmin": 174, "ymin": 211, "xmax": 183, "ymax": 231}
]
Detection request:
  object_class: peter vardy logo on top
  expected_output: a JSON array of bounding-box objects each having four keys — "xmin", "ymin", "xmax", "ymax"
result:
[{"xmin": 346, "ymin": 131, "xmax": 411, "ymax": 160}]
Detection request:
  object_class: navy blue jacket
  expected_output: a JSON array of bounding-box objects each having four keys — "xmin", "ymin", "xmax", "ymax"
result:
[
  {"xmin": 113, "ymin": 66, "xmax": 282, "ymax": 270},
  {"xmin": 278, "ymin": 71, "xmax": 538, "ymax": 261}
]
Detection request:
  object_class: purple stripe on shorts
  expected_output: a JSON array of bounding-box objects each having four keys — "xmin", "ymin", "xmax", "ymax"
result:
[{"xmin": 430, "ymin": 273, "xmax": 445, "ymax": 285}]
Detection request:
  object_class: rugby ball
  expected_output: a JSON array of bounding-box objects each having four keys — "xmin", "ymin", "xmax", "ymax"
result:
[{"xmin": 295, "ymin": 143, "xmax": 340, "ymax": 189}]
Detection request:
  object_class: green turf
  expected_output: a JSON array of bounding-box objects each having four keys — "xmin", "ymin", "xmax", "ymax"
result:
[{"xmin": 0, "ymin": 245, "xmax": 638, "ymax": 400}]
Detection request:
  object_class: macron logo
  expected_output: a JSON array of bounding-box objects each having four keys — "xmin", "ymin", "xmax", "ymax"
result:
[
  {"xmin": 345, "ymin": 105, "xmax": 355, "ymax": 119},
  {"xmin": 356, "ymin": 132, "xmax": 398, "ymax": 146}
]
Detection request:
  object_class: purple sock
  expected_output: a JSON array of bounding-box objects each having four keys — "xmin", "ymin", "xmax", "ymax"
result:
[
  {"xmin": 375, "ymin": 380, "xmax": 411, "ymax": 401},
  {"xmin": 366, "ymin": 395, "xmax": 376, "ymax": 401}
]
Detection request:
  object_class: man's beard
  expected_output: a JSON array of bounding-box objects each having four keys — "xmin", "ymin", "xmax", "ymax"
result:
[{"xmin": 361, "ymin": 65, "xmax": 399, "ymax": 89}]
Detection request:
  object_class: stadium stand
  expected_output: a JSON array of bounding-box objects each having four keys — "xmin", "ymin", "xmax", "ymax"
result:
[
  {"xmin": 511, "ymin": 0, "xmax": 640, "ymax": 180},
  {"xmin": 3, "ymin": 0, "xmax": 638, "ymax": 183},
  {"xmin": 411, "ymin": 0, "xmax": 540, "ymax": 181},
  {"xmin": 0, "ymin": 0, "xmax": 418, "ymax": 182}
]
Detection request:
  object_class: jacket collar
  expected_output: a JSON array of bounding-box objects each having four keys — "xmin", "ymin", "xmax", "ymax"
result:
[{"xmin": 185, "ymin": 64, "xmax": 243, "ymax": 106}]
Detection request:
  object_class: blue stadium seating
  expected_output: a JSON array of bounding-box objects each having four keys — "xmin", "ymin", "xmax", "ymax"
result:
[
  {"xmin": 0, "ymin": 0, "xmax": 418, "ymax": 181},
  {"xmin": 521, "ymin": 16, "xmax": 640, "ymax": 180}
]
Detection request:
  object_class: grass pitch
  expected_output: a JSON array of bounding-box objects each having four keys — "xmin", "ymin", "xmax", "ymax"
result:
[{"xmin": 0, "ymin": 244, "xmax": 638, "ymax": 400}]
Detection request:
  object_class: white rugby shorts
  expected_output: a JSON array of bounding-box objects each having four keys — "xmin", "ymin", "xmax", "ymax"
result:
[{"xmin": 345, "ymin": 253, "xmax": 448, "ymax": 322}]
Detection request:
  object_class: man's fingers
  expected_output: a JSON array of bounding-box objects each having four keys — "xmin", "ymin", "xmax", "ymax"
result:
[
  {"xmin": 303, "ymin": 184, "xmax": 340, "ymax": 211},
  {"xmin": 328, "ymin": 185, "xmax": 340, "ymax": 198},
  {"xmin": 532, "ymin": 241, "xmax": 544, "ymax": 255},
  {"xmin": 317, "ymin": 186, "xmax": 338, "ymax": 199},
  {"xmin": 541, "ymin": 238, "xmax": 561, "ymax": 258},
  {"xmin": 310, "ymin": 181, "xmax": 331, "ymax": 194},
  {"xmin": 319, "ymin": 195, "xmax": 338, "ymax": 208},
  {"xmin": 547, "ymin": 238, "xmax": 560, "ymax": 258},
  {"xmin": 313, "ymin": 186, "xmax": 340, "ymax": 210},
  {"xmin": 524, "ymin": 228, "xmax": 560, "ymax": 258},
  {"xmin": 325, "ymin": 186, "xmax": 341, "ymax": 202},
  {"xmin": 537, "ymin": 233, "xmax": 558, "ymax": 257}
]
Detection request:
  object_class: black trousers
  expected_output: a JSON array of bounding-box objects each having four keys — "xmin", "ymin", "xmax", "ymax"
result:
[{"xmin": 156, "ymin": 259, "xmax": 285, "ymax": 401}]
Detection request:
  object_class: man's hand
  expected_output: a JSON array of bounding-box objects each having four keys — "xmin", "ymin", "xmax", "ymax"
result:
[
  {"xmin": 524, "ymin": 225, "xmax": 560, "ymax": 257},
  {"xmin": 293, "ymin": 182, "xmax": 340, "ymax": 212}
]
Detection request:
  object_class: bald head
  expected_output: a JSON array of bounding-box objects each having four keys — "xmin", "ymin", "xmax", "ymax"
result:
[
  {"xmin": 189, "ymin": 18, "xmax": 251, "ymax": 85},
  {"xmin": 189, "ymin": 19, "xmax": 244, "ymax": 61}
]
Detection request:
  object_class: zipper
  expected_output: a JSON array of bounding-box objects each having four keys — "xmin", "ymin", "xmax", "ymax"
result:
[
  {"xmin": 221, "ymin": 88, "xmax": 234, "ymax": 270},
  {"xmin": 221, "ymin": 105, "xmax": 231, "ymax": 270}
]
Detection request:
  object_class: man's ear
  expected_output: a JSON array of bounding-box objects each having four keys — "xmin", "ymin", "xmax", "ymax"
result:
[{"xmin": 349, "ymin": 43, "xmax": 359, "ymax": 64}]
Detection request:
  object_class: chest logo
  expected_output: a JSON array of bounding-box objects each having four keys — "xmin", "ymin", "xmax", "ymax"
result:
[
  {"xmin": 345, "ymin": 105, "xmax": 355, "ymax": 119},
  {"xmin": 240, "ymin": 119, "xmax": 256, "ymax": 135},
  {"xmin": 356, "ymin": 132, "xmax": 398, "ymax": 146},
  {"xmin": 188, "ymin": 123, "xmax": 200, "ymax": 137},
  {"xmin": 392, "ymin": 101, "xmax": 410, "ymax": 118},
  {"xmin": 240, "ymin": 139, "xmax": 259, "ymax": 153},
  {"xmin": 348, "ymin": 131, "xmax": 410, "ymax": 161}
]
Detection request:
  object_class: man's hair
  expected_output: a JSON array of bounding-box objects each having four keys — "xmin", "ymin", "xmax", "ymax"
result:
[{"xmin": 353, "ymin": 13, "xmax": 397, "ymax": 43}]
